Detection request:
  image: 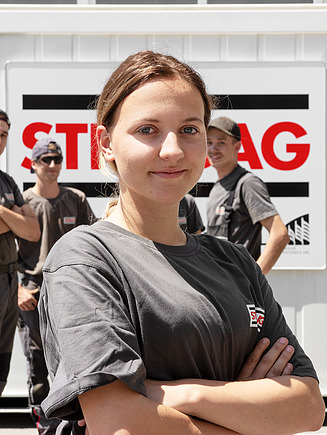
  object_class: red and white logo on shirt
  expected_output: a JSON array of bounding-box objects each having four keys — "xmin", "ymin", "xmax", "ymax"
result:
[
  {"xmin": 5, "ymin": 193, "xmax": 14, "ymax": 202},
  {"xmin": 247, "ymin": 304, "xmax": 265, "ymax": 332},
  {"xmin": 215, "ymin": 206, "xmax": 226, "ymax": 216},
  {"xmin": 63, "ymin": 216, "xmax": 76, "ymax": 225}
]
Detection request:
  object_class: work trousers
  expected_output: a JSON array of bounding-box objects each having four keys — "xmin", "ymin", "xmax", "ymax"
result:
[
  {"xmin": 0, "ymin": 270, "xmax": 18, "ymax": 396},
  {"xmin": 18, "ymin": 278, "xmax": 61, "ymax": 435}
]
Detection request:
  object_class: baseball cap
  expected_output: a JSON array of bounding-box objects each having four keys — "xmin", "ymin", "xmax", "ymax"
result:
[
  {"xmin": 208, "ymin": 116, "xmax": 241, "ymax": 140},
  {"xmin": 32, "ymin": 137, "xmax": 62, "ymax": 161}
]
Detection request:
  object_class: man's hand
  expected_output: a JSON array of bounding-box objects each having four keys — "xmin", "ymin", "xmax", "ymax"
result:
[
  {"xmin": 11, "ymin": 204, "xmax": 24, "ymax": 215},
  {"xmin": 18, "ymin": 284, "xmax": 39, "ymax": 311},
  {"xmin": 237, "ymin": 337, "xmax": 294, "ymax": 381},
  {"xmin": 78, "ymin": 419, "xmax": 89, "ymax": 434}
]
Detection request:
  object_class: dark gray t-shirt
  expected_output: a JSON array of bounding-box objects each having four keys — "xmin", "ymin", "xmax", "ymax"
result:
[
  {"xmin": 207, "ymin": 165, "xmax": 278, "ymax": 260},
  {"xmin": 178, "ymin": 194, "xmax": 205, "ymax": 234},
  {"xmin": 0, "ymin": 170, "xmax": 26, "ymax": 265},
  {"xmin": 39, "ymin": 221, "xmax": 317, "ymax": 421},
  {"xmin": 18, "ymin": 186, "xmax": 96, "ymax": 279}
]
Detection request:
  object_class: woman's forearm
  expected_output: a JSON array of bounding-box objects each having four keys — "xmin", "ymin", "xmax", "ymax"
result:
[
  {"xmin": 146, "ymin": 376, "xmax": 324, "ymax": 435},
  {"xmin": 79, "ymin": 379, "xmax": 240, "ymax": 435}
]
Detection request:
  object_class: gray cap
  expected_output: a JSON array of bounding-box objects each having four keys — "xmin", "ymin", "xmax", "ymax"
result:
[
  {"xmin": 32, "ymin": 137, "xmax": 62, "ymax": 161},
  {"xmin": 208, "ymin": 116, "xmax": 241, "ymax": 140}
]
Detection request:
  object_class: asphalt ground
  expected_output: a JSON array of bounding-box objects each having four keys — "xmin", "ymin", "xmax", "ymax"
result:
[{"xmin": 0, "ymin": 413, "xmax": 327, "ymax": 435}]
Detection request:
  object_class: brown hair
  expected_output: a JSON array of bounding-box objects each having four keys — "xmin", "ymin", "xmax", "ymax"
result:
[
  {"xmin": 0, "ymin": 109, "xmax": 11, "ymax": 129},
  {"xmin": 97, "ymin": 51, "xmax": 211, "ymax": 169},
  {"xmin": 96, "ymin": 50, "xmax": 212, "ymax": 216}
]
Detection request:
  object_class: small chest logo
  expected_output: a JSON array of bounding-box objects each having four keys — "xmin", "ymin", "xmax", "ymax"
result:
[
  {"xmin": 178, "ymin": 216, "xmax": 187, "ymax": 225},
  {"xmin": 247, "ymin": 304, "xmax": 265, "ymax": 332},
  {"xmin": 63, "ymin": 216, "xmax": 76, "ymax": 225},
  {"xmin": 5, "ymin": 193, "xmax": 14, "ymax": 202},
  {"xmin": 215, "ymin": 206, "xmax": 226, "ymax": 216}
]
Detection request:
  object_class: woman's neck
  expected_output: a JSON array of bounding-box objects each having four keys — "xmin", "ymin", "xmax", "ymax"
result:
[{"xmin": 106, "ymin": 196, "xmax": 187, "ymax": 246}]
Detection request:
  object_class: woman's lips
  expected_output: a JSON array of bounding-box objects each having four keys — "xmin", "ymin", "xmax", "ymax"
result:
[{"xmin": 151, "ymin": 169, "xmax": 187, "ymax": 178}]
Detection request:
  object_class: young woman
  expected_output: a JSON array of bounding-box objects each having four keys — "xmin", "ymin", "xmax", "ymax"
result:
[{"xmin": 39, "ymin": 51, "xmax": 324, "ymax": 434}]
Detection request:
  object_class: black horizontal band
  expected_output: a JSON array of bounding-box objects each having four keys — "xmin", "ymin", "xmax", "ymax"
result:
[
  {"xmin": 22, "ymin": 95, "xmax": 98, "ymax": 110},
  {"xmin": 23, "ymin": 182, "xmax": 309, "ymax": 198},
  {"xmin": 212, "ymin": 94, "xmax": 308, "ymax": 110},
  {"xmin": 22, "ymin": 94, "xmax": 309, "ymax": 111}
]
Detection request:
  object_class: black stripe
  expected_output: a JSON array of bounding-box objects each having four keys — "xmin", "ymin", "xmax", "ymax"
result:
[
  {"xmin": 23, "ymin": 182, "xmax": 118, "ymax": 197},
  {"xmin": 23, "ymin": 182, "xmax": 309, "ymax": 198},
  {"xmin": 23, "ymin": 95, "xmax": 98, "ymax": 110},
  {"xmin": 265, "ymin": 182, "xmax": 309, "ymax": 197},
  {"xmin": 189, "ymin": 182, "xmax": 309, "ymax": 198},
  {"xmin": 22, "ymin": 94, "xmax": 308, "ymax": 110},
  {"xmin": 212, "ymin": 95, "xmax": 309, "ymax": 110}
]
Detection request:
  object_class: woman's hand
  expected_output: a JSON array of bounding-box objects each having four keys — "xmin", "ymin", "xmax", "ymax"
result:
[
  {"xmin": 145, "ymin": 338, "xmax": 323, "ymax": 435},
  {"xmin": 145, "ymin": 337, "xmax": 294, "ymax": 405},
  {"xmin": 237, "ymin": 336, "xmax": 294, "ymax": 381}
]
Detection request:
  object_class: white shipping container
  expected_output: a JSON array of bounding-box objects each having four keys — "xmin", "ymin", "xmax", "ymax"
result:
[{"xmin": 1, "ymin": 3, "xmax": 327, "ymax": 405}]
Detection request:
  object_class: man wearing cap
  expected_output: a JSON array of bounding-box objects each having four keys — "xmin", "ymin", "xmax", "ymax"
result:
[
  {"xmin": 206, "ymin": 116, "xmax": 289, "ymax": 275},
  {"xmin": 0, "ymin": 109, "xmax": 40, "ymax": 397},
  {"xmin": 17, "ymin": 137, "xmax": 96, "ymax": 434}
]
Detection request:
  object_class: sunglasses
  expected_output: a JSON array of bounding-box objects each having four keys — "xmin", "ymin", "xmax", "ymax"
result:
[{"xmin": 38, "ymin": 155, "xmax": 63, "ymax": 165}]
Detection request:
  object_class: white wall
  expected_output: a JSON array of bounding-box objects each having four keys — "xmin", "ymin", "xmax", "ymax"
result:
[{"xmin": 1, "ymin": 3, "xmax": 327, "ymax": 397}]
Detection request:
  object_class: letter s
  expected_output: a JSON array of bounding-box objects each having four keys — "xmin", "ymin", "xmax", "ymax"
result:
[{"xmin": 21, "ymin": 122, "xmax": 52, "ymax": 169}]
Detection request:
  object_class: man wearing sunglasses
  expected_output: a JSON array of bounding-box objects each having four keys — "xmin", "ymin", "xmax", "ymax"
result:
[
  {"xmin": 17, "ymin": 137, "xmax": 96, "ymax": 434},
  {"xmin": 0, "ymin": 110, "xmax": 40, "ymax": 398}
]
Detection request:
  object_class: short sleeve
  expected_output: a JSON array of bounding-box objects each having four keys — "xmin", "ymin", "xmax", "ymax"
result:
[
  {"xmin": 39, "ymin": 232, "xmax": 146, "ymax": 420},
  {"xmin": 184, "ymin": 195, "xmax": 205, "ymax": 234},
  {"xmin": 241, "ymin": 176, "xmax": 278, "ymax": 225},
  {"xmin": 77, "ymin": 193, "xmax": 96, "ymax": 225},
  {"xmin": 1, "ymin": 172, "xmax": 26, "ymax": 208},
  {"xmin": 13, "ymin": 182, "xmax": 26, "ymax": 207},
  {"xmin": 258, "ymin": 271, "xmax": 318, "ymax": 381}
]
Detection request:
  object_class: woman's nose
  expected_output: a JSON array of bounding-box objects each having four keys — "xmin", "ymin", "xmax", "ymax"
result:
[{"xmin": 159, "ymin": 133, "xmax": 184, "ymax": 161}]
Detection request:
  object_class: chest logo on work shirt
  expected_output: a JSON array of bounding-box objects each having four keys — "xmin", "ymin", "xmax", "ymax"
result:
[
  {"xmin": 5, "ymin": 193, "xmax": 14, "ymax": 202},
  {"xmin": 178, "ymin": 216, "xmax": 187, "ymax": 225},
  {"xmin": 63, "ymin": 216, "xmax": 76, "ymax": 225},
  {"xmin": 215, "ymin": 206, "xmax": 226, "ymax": 216},
  {"xmin": 247, "ymin": 304, "xmax": 265, "ymax": 332}
]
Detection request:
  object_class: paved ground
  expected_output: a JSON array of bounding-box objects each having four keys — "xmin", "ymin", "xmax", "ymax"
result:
[{"xmin": 0, "ymin": 413, "xmax": 327, "ymax": 434}]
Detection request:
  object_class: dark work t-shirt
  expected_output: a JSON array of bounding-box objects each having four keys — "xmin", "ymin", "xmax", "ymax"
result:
[
  {"xmin": 39, "ymin": 221, "xmax": 317, "ymax": 421},
  {"xmin": 178, "ymin": 194, "xmax": 205, "ymax": 234},
  {"xmin": 207, "ymin": 165, "xmax": 278, "ymax": 260},
  {"xmin": 0, "ymin": 170, "xmax": 26, "ymax": 265},
  {"xmin": 18, "ymin": 186, "xmax": 95, "ymax": 278}
]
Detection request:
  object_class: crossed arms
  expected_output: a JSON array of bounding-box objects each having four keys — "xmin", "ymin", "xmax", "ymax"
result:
[
  {"xmin": 78, "ymin": 337, "xmax": 325, "ymax": 435},
  {"xmin": 0, "ymin": 203, "xmax": 40, "ymax": 241}
]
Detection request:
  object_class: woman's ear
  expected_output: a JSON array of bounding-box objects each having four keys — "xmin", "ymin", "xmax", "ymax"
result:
[{"xmin": 97, "ymin": 125, "xmax": 115, "ymax": 162}]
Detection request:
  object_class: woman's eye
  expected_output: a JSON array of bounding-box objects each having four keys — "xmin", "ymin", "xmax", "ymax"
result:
[
  {"xmin": 183, "ymin": 126, "xmax": 198, "ymax": 134},
  {"xmin": 139, "ymin": 126, "xmax": 154, "ymax": 135}
]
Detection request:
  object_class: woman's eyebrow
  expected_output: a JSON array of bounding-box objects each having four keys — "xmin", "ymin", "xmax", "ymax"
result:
[
  {"xmin": 183, "ymin": 117, "xmax": 204, "ymax": 123},
  {"xmin": 132, "ymin": 116, "xmax": 204, "ymax": 124}
]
